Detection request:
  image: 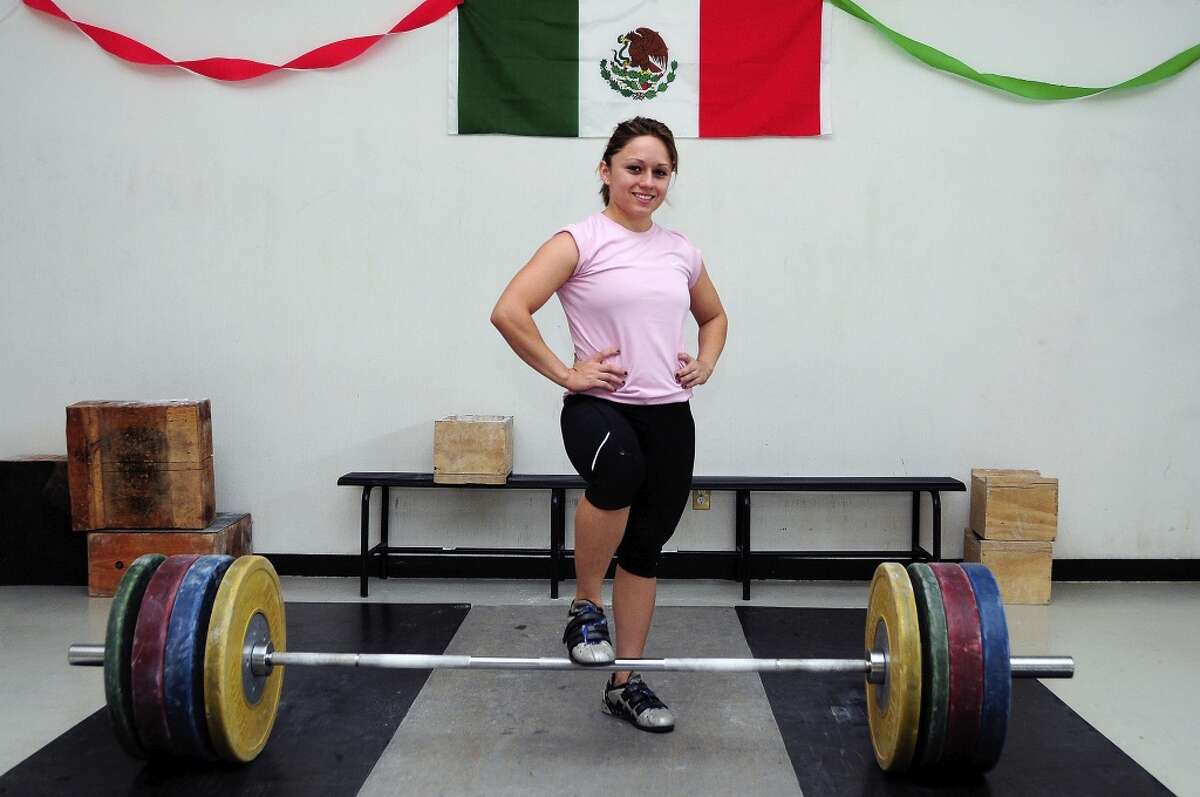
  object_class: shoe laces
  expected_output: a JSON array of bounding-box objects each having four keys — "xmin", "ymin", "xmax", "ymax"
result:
[
  {"xmin": 615, "ymin": 675, "xmax": 666, "ymax": 713},
  {"xmin": 564, "ymin": 600, "xmax": 609, "ymax": 644}
]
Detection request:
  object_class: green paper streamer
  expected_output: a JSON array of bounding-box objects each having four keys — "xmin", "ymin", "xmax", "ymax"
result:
[{"xmin": 828, "ymin": 0, "xmax": 1200, "ymax": 99}]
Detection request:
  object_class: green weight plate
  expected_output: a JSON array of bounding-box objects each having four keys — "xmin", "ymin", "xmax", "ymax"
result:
[
  {"xmin": 103, "ymin": 553, "xmax": 166, "ymax": 759},
  {"xmin": 908, "ymin": 562, "xmax": 950, "ymax": 769}
]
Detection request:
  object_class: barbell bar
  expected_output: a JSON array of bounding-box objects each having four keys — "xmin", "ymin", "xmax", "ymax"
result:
[
  {"xmin": 67, "ymin": 643, "xmax": 1075, "ymax": 678},
  {"xmin": 67, "ymin": 554, "xmax": 1074, "ymax": 774}
]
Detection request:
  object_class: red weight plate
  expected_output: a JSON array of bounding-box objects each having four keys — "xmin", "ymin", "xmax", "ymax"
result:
[
  {"xmin": 928, "ymin": 563, "xmax": 983, "ymax": 768},
  {"xmin": 130, "ymin": 554, "xmax": 201, "ymax": 755}
]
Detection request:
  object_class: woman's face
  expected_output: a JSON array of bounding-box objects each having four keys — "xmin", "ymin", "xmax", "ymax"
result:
[{"xmin": 600, "ymin": 135, "xmax": 673, "ymax": 223}]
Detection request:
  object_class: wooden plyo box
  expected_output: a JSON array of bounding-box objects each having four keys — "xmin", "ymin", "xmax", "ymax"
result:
[
  {"xmin": 963, "ymin": 528, "xmax": 1052, "ymax": 605},
  {"xmin": 969, "ymin": 468, "xmax": 1058, "ymax": 541},
  {"xmin": 433, "ymin": 415, "xmax": 513, "ymax": 485},
  {"xmin": 87, "ymin": 512, "xmax": 252, "ymax": 597},
  {"xmin": 67, "ymin": 400, "xmax": 216, "ymax": 530}
]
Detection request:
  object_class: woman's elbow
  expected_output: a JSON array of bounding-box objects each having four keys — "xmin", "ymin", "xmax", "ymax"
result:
[
  {"xmin": 490, "ymin": 303, "xmax": 518, "ymax": 334},
  {"xmin": 489, "ymin": 302, "xmax": 506, "ymax": 327}
]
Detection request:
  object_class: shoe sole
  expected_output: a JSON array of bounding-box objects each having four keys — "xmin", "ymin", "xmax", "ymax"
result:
[{"xmin": 601, "ymin": 700, "xmax": 675, "ymax": 734}]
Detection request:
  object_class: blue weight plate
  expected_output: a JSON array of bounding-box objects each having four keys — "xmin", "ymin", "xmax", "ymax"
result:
[
  {"xmin": 961, "ymin": 563, "xmax": 1011, "ymax": 771},
  {"xmin": 162, "ymin": 554, "xmax": 235, "ymax": 759}
]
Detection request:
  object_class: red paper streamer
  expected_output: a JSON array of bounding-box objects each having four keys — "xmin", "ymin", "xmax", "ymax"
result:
[{"xmin": 23, "ymin": 0, "xmax": 462, "ymax": 81}]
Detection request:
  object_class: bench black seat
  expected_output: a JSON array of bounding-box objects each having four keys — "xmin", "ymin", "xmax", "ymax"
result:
[{"xmin": 338, "ymin": 473, "xmax": 963, "ymax": 493}]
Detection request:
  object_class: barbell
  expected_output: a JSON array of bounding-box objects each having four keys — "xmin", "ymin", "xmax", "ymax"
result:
[{"xmin": 68, "ymin": 554, "xmax": 1073, "ymax": 773}]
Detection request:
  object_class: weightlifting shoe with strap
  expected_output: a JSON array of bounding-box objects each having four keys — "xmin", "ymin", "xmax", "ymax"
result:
[
  {"xmin": 602, "ymin": 673, "xmax": 675, "ymax": 733},
  {"xmin": 563, "ymin": 598, "xmax": 615, "ymax": 665}
]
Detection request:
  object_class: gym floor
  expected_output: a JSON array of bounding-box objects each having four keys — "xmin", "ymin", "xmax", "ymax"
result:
[{"xmin": 2, "ymin": 577, "xmax": 1196, "ymax": 796}]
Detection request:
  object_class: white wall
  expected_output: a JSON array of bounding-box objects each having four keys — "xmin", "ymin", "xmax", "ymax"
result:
[{"xmin": 2, "ymin": 0, "xmax": 1197, "ymax": 559}]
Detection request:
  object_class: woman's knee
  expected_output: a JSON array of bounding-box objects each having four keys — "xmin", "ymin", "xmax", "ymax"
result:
[
  {"xmin": 615, "ymin": 519, "xmax": 674, "ymax": 577},
  {"xmin": 616, "ymin": 547, "xmax": 660, "ymax": 578}
]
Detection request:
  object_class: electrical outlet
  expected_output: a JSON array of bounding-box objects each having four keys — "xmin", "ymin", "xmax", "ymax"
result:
[{"xmin": 692, "ymin": 489, "xmax": 711, "ymax": 510}]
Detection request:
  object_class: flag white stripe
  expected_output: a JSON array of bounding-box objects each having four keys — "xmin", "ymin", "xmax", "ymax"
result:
[
  {"xmin": 447, "ymin": 8, "xmax": 459, "ymax": 135},
  {"xmin": 578, "ymin": 0, "xmax": 701, "ymax": 138},
  {"xmin": 820, "ymin": 1, "xmax": 832, "ymax": 135}
]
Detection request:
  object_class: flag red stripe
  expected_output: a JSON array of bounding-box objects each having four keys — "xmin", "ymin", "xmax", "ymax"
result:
[
  {"xmin": 699, "ymin": 0, "xmax": 823, "ymax": 137},
  {"xmin": 23, "ymin": 0, "xmax": 461, "ymax": 81}
]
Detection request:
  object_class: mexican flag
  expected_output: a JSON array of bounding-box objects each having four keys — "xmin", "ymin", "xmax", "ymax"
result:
[{"xmin": 449, "ymin": 0, "xmax": 830, "ymax": 138}]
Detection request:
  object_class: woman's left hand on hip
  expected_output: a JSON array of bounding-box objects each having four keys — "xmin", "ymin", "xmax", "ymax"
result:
[{"xmin": 675, "ymin": 352, "xmax": 713, "ymax": 389}]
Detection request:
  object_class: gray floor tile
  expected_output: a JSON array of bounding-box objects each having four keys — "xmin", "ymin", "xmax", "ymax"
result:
[{"xmin": 356, "ymin": 605, "xmax": 801, "ymax": 797}]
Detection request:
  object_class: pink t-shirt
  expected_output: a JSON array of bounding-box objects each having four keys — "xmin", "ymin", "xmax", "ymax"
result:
[{"xmin": 556, "ymin": 212, "xmax": 703, "ymax": 405}]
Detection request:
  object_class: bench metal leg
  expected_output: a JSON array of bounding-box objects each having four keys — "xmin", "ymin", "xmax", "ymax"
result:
[
  {"xmin": 380, "ymin": 486, "xmax": 390, "ymax": 580},
  {"xmin": 911, "ymin": 491, "xmax": 920, "ymax": 553},
  {"xmin": 734, "ymin": 492, "xmax": 744, "ymax": 598},
  {"xmin": 737, "ymin": 490, "xmax": 751, "ymax": 600},
  {"xmin": 360, "ymin": 485, "xmax": 374, "ymax": 598},
  {"xmin": 550, "ymin": 488, "xmax": 565, "ymax": 599},
  {"xmin": 930, "ymin": 491, "xmax": 942, "ymax": 561}
]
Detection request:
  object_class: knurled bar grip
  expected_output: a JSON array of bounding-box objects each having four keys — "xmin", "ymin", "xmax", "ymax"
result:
[
  {"xmin": 266, "ymin": 651, "xmax": 1074, "ymax": 678},
  {"xmin": 267, "ymin": 652, "xmax": 873, "ymax": 674}
]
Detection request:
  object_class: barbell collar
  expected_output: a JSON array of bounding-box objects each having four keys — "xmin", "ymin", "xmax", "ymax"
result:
[
  {"xmin": 867, "ymin": 649, "xmax": 888, "ymax": 685},
  {"xmin": 68, "ymin": 643, "xmax": 105, "ymax": 666},
  {"xmin": 1010, "ymin": 656, "xmax": 1075, "ymax": 678}
]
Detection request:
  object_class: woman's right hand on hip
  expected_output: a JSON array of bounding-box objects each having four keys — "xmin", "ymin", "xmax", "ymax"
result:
[{"xmin": 564, "ymin": 348, "xmax": 626, "ymax": 392}]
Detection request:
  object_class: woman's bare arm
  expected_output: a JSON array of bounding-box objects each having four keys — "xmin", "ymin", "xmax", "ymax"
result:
[
  {"xmin": 676, "ymin": 264, "xmax": 727, "ymax": 388},
  {"xmin": 490, "ymin": 232, "xmax": 624, "ymax": 392}
]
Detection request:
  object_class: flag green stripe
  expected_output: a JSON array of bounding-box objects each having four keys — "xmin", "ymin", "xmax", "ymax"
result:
[
  {"xmin": 457, "ymin": 0, "xmax": 578, "ymax": 135},
  {"xmin": 829, "ymin": 0, "xmax": 1200, "ymax": 100}
]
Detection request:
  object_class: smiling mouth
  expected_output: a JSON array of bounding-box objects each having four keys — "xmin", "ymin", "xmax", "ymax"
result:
[{"xmin": 633, "ymin": 192, "xmax": 655, "ymax": 202}]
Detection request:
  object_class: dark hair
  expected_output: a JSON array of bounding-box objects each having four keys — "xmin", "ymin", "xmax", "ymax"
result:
[{"xmin": 599, "ymin": 117, "xmax": 678, "ymax": 205}]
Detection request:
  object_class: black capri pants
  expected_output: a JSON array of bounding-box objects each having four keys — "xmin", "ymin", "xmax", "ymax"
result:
[{"xmin": 560, "ymin": 394, "xmax": 695, "ymax": 578}]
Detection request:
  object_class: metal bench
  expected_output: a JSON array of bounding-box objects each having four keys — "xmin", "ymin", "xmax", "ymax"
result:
[{"xmin": 337, "ymin": 473, "xmax": 965, "ymax": 599}]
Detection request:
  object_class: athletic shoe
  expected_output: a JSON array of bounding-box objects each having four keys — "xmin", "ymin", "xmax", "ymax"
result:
[
  {"xmin": 563, "ymin": 598, "xmax": 615, "ymax": 665},
  {"xmin": 602, "ymin": 673, "xmax": 675, "ymax": 733}
]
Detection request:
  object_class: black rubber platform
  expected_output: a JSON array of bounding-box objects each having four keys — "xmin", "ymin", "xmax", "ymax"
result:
[
  {"xmin": 2, "ymin": 604, "xmax": 1173, "ymax": 796},
  {"xmin": 737, "ymin": 606, "xmax": 1173, "ymax": 796},
  {"xmin": 0, "ymin": 602, "xmax": 468, "ymax": 797}
]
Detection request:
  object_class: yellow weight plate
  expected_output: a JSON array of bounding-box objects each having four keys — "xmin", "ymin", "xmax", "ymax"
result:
[
  {"xmin": 864, "ymin": 562, "xmax": 922, "ymax": 773},
  {"xmin": 203, "ymin": 555, "xmax": 286, "ymax": 762}
]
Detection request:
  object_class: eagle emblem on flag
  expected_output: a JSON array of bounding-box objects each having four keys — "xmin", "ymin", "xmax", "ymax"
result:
[{"xmin": 599, "ymin": 27, "xmax": 679, "ymax": 100}]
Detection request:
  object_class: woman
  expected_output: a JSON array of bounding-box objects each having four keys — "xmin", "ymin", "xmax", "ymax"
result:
[{"xmin": 490, "ymin": 117, "xmax": 727, "ymax": 733}]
